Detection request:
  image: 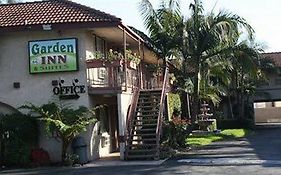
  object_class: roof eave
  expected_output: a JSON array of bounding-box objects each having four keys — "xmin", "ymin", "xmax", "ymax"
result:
[
  {"xmin": 118, "ymin": 23, "xmax": 144, "ymax": 43},
  {"xmin": 0, "ymin": 21, "xmax": 121, "ymax": 33}
]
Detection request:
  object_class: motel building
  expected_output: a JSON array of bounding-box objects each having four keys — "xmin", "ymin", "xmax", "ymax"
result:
[{"xmin": 0, "ymin": 0, "xmax": 168, "ymax": 162}]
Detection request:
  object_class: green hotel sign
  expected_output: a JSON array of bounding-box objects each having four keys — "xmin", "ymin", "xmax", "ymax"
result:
[{"xmin": 28, "ymin": 38, "xmax": 78, "ymax": 74}]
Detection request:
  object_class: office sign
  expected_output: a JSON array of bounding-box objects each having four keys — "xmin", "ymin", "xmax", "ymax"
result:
[
  {"xmin": 53, "ymin": 79, "xmax": 86, "ymax": 100},
  {"xmin": 29, "ymin": 38, "xmax": 78, "ymax": 73}
]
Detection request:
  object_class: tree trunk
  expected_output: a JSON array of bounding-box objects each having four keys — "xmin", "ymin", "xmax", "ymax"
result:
[
  {"xmin": 239, "ymin": 70, "xmax": 245, "ymax": 119},
  {"xmin": 61, "ymin": 140, "xmax": 68, "ymax": 163},
  {"xmin": 240, "ymin": 93, "xmax": 245, "ymax": 119},
  {"xmin": 227, "ymin": 93, "xmax": 234, "ymax": 119},
  {"xmin": 180, "ymin": 91, "xmax": 188, "ymax": 119},
  {"xmin": 187, "ymin": 93, "xmax": 192, "ymax": 119},
  {"xmin": 192, "ymin": 60, "xmax": 200, "ymax": 125}
]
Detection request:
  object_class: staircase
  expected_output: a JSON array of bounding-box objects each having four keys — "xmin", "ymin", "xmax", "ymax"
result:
[
  {"xmin": 125, "ymin": 89, "xmax": 162, "ymax": 160},
  {"xmin": 125, "ymin": 66, "xmax": 169, "ymax": 160}
]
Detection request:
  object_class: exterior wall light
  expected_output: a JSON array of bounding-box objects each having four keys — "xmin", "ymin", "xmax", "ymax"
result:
[{"xmin": 13, "ymin": 82, "xmax": 20, "ymax": 89}]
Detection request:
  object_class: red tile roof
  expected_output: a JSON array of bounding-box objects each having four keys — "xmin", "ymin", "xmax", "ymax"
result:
[
  {"xmin": 0, "ymin": 0, "xmax": 121, "ymax": 29},
  {"xmin": 263, "ymin": 52, "xmax": 281, "ymax": 67}
]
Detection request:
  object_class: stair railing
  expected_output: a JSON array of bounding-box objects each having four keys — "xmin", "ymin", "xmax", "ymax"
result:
[
  {"xmin": 155, "ymin": 66, "xmax": 169, "ymax": 159},
  {"xmin": 124, "ymin": 70, "xmax": 140, "ymax": 159}
]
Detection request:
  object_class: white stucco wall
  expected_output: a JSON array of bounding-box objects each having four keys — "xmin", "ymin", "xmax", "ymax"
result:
[
  {"xmin": 0, "ymin": 29, "xmax": 133, "ymax": 162},
  {"xmin": 255, "ymin": 107, "xmax": 281, "ymax": 123},
  {"xmin": 117, "ymin": 93, "xmax": 132, "ymax": 160},
  {"xmin": 0, "ymin": 29, "xmax": 101, "ymax": 162},
  {"xmin": 0, "ymin": 30, "xmax": 90, "ymax": 109}
]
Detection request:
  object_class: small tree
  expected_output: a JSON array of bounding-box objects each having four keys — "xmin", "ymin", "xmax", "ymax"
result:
[{"xmin": 21, "ymin": 103, "xmax": 98, "ymax": 163}]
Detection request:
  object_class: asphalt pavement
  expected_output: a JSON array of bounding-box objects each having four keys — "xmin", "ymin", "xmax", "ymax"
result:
[{"xmin": 2, "ymin": 128, "xmax": 281, "ymax": 175}]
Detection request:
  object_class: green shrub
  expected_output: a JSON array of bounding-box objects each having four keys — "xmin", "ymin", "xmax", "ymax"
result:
[
  {"xmin": 21, "ymin": 103, "xmax": 98, "ymax": 163},
  {"xmin": 167, "ymin": 93, "xmax": 181, "ymax": 120},
  {"xmin": 0, "ymin": 113, "xmax": 38, "ymax": 166},
  {"xmin": 161, "ymin": 117, "xmax": 191, "ymax": 149}
]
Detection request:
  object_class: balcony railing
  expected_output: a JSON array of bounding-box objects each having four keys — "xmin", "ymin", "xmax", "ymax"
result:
[
  {"xmin": 142, "ymin": 74, "xmax": 164, "ymax": 90},
  {"xmin": 86, "ymin": 59, "xmax": 138, "ymax": 93},
  {"xmin": 86, "ymin": 59, "xmax": 167, "ymax": 93}
]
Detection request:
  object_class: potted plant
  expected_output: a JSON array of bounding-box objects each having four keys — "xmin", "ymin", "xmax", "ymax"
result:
[
  {"xmin": 86, "ymin": 50, "xmax": 123, "ymax": 68},
  {"xmin": 21, "ymin": 103, "xmax": 99, "ymax": 165},
  {"xmin": 125, "ymin": 50, "xmax": 141, "ymax": 70}
]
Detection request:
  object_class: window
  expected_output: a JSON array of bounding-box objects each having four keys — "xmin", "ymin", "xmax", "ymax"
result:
[
  {"xmin": 93, "ymin": 35, "xmax": 107, "ymax": 59},
  {"xmin": 98, "ymin": 68, "xmax": 106, "ymax": 79}
]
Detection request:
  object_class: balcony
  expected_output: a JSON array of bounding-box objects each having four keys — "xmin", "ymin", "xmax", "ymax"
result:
[
  {"xmin": 86, "ymin": 53, "xmax": 168, "ymax": 94},
  {"xmin": 86, "ymin": 59, "xmax": 139, "ymax": 94}
]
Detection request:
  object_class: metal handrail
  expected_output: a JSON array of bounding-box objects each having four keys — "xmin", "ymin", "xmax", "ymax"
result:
[{"xmin": 155, "ymin": 66, "xmax": 169, "ymax": 159}]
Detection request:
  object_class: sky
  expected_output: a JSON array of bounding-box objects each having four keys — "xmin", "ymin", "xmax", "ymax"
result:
[{"xmin": 24, "ymin": 0, "xmax": 281, "ymax": 52}]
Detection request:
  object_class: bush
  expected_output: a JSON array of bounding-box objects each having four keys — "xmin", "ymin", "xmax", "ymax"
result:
[
  {"xmin": 21, "ymin": 103, "xmax": 98, "ymax": 163},
  {"xmin": 0, "ymin": 113, "xmax": 38, "ymax": 166},
  {"xmin": 167, "ymin": 93, "xmax": 181, "ymax": 120},
  {"xmin": 161, "ymin": 117, "xmax": 191, "ymax": 149}
]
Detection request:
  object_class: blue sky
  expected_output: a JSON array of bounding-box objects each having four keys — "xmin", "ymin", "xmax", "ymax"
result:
[{"xmin": 24, "ymin": 0, "xmax": 281, "ymax": 52}]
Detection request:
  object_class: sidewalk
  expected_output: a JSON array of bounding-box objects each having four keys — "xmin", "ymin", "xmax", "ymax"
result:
[{"xmin": 0, "ymin": 159, "xmax": 168, "ymax": 175}]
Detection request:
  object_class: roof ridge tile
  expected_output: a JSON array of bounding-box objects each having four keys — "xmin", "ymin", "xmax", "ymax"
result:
[
  {"xmin": 0, "ymin": 0, "xmax": 121, "ymax": 29},
  {"xmin": 53, "ymin": 0, "xmax": 121, "ymax": 21}
]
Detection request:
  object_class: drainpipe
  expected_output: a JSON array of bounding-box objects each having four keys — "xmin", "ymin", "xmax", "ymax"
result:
[
  {"xmin": 141, "ymin": 43, "xmax": 145, "ymax": 89},
  {"xmin": 123, "ymin": 28, "xmax": 127, "ymax": 92},
  {"xmin": 138, "ymin": 39, "xmax": 143, "ymax": 89}
]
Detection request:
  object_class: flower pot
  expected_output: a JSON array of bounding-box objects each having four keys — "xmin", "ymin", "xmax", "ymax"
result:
[
  {"xmin": 127, "ymin": 61, "xmax": 137, "ymax": 70},
  {"xmin": 86, "ymin": 59, "xmax": 123, "ymax": 68}
]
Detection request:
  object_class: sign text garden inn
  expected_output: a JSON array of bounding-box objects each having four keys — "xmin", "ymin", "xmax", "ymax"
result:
[{"xmin": 28, "ymin": 38, "xmax": 78, "ymax": 73}]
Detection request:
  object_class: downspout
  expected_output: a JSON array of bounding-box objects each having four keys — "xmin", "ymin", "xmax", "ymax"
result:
[
  {"xmin": 138, "ymin": 39, "xmax": 143, "ymax": 89},
  {"xmin": 123, "ymin": 27, "xmax": 127, "ymax": 91},
  {"xmin": 141, "ymin": 43, "xmax": 145, "ymax": 89}
]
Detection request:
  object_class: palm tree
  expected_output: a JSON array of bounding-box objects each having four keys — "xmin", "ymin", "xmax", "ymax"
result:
[
  {"xmin": 139, "ymin": 0, "xmax": 182, "ymax": 64},
  {"xmin": 227, "ymin": 42, "xmax": 278, "ymax": 119},
  {"xmin": 139, "ymin": 0, "xmax": 193, "ymax": 119},
  {"xmin": 180, "ymin": 0, "xmax": 254, "ymax": 124},
  {"xmin": 139, "ymin": 0, "xmax": 256, "ymax": 124}
]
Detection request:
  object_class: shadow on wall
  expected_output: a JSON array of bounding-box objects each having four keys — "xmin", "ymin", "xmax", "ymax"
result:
[
  {"xmin": 38, "ymin": 121, "xmax": 102, "ymax": 163},
  {"xmin": 87, "ymin": 121, "xmax": 101, "ymax": 160}
]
